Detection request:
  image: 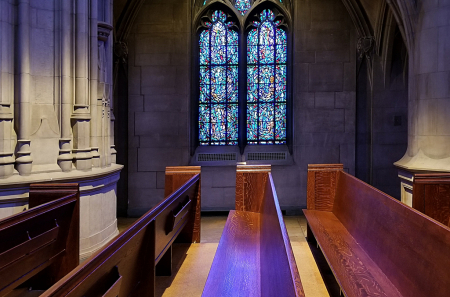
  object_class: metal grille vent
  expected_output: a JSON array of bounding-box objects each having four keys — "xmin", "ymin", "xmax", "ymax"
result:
[
  {"xmin": 197, "ymin": 153, "xmax": 237, "ymax": 162},
  {"xmin": 247, "ymin": 152, "xmax": 287, "ymax": 161}
]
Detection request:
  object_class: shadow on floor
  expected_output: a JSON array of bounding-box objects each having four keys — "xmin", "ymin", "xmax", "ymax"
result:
[
  {"xmin": 155, "ymin": 243, "xmax": 192, "ymax": 297},
  {"xmin": 307, "ymin": 241, "xmax": 341, "ymax": 297}
]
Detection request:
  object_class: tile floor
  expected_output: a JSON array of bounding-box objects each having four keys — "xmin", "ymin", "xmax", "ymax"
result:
[{"xmin": 118, "ymin": 215, "xmax": 331, "ymax": 297}]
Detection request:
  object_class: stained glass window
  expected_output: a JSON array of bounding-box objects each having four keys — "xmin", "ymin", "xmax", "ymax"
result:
[
  {"xmin": 235, "ymin": 0, "xmax": 251, "ymax": 15},
  {"xmin": 199, "ymin": 10, "xmax": 239, "ymax": 145},
  {"xmin": 247, "ymin": 9, "xmax": 287, "ymax": 145}
]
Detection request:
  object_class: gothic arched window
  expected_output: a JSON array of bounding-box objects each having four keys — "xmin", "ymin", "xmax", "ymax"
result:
[
  {"xmin": 198, "ymin": 10, "xmax": 239, "ymax": 146},
  {"xmin": 194, "ymin": 1, "xmax": 291, "ymax": 152}
]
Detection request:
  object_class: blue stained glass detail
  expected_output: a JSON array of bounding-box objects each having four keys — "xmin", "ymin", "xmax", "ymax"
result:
[
  {"xmin": 247, "ymin": 9, "xmax": 287, "ymax": 144},
  {"xmin": 198, "ymin": 10, "xmax": 238, "ymax": 146},
  {"xmin": 235, "ymin": 0, "xmax": 251, "ymax": 15}
]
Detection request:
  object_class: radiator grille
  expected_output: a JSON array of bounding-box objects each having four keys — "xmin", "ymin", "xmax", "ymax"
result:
[
  {"xmin": 247, "ymin": 152, "xmax": 287, "ymax": 161},
  {"xmin": 197, "ymin": 153, "xmax": 237, "ymax": 162}
]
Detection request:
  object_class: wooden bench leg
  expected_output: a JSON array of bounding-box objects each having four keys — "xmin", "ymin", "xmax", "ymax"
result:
[
  {"xmin": 156, "ymin": 245, "xmax": 172, "ymax": 276},
  {"xmin": 306, "ymin": 223, "xmax": 317, "ymax": 244}
]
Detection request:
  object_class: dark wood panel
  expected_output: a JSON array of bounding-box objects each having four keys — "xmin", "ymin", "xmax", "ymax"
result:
[
  {"xmin": 424, "ymin": 184, "xmax": 450, "ymax": 226},
  {"xmin": 29, "ymin": 183, "xmax": 80, "ymax": 284},
  {"xmin": 165, "ymin": 166, "xmax": 201, "ymax": 243},
  {"xmin": 202, "ymin": 210, "xmax": 261, "ymax": 297},
  {"xmin": 413, "ymin": 172, "xmax": 450, "ymax": 227},
  {"xmin": 0, "ymin": 189, "xmax": 79, "ymax": 296}
]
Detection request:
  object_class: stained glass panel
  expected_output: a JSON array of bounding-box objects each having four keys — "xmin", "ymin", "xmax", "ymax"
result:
[
  {"xmin": 198, "ymin": 10, "xmax": 238, "ymax": 146},
  {"xmin": 247, "ymin": 9, "xmax": 287, "ymax": 144},
  {"xmin": 235, "ymin": 0, "xmax": 251, "ymax": 15}
]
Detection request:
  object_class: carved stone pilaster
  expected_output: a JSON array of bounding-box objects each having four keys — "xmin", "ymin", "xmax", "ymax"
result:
[
  {"xmin": 0, "ymin": 111, "xmax": 14, "ymax": 178},
  {"xmin": 57, "ymin": 138, "xmax": 73, "ymax": 172}
]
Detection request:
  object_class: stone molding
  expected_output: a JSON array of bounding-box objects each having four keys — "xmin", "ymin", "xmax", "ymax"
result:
[
  {"xmin": 0, "ymin": 164, "xmax": 123, "ymax": 260},
  {"xmin": 98, "ymin": 22, "xmax": 113, "ymax": 42}
]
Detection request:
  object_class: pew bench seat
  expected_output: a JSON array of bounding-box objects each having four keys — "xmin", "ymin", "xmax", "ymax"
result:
[
  {"xmin": 202, "ymin": 210, "xmax": 261, "ymax": 296},
  {"xmin": 303, "ymin": 210, "xmax": 401, "ymax": 297}
]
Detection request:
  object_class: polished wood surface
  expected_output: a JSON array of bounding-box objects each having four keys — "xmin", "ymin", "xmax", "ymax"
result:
[
  {"xmin": 203, "ymin": 166, "xmax": 304, "ymax": 297},
  {"xmin": 305, "ymin": 165, "xmax": 450, "ymax": 297},
  {"xmin": 165, "ymin": 166, "xmax": 201, "ymax": 243},
  {"xmin": 0, "ymin": 185, "xmax": 79, "ymax": 297},
  {"xmin": 42, "ymin": 174, "xmax": 200, "ymax": 297},
  {"xmin": 304, "ymin": 210, "xmax": 401, "ymax": 297},
  {"xmin": 412, "ymin": 172, "xmax": 450, "ymax": 227},
  {"xmin": 202, "ymin": 210, "xmax": 261, "ymax": 297}
]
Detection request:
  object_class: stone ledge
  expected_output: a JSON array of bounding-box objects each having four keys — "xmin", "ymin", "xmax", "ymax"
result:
[{"xmin": 0, "ymin": 163, "xmax": 124, "ymax": 189}]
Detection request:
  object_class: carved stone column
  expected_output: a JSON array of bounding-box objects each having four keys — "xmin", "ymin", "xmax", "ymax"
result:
[
  {"xmin": 98, "ymin": 21, "xmax": 113, "ymax": 168},
  {"xmin": 90, "ymin": 0, "xmax": 100, "ymax": 168},
  {"xmin": 57, "ymin": 0, "xmax": 74, "ymax": 172},
  {"xmin": 15, "ymin": 0, "xmax": 33, "ymax": 176},
  {"xmin": 0, "ymin": 0, "xmax": 15, "ymax": 178},
  {"xmin": 72, "ymin": 0, "xmax": 92, "ymax": 171},
  {"xmin": 395, "ymin": 2, "xmax": 450, "ymax": 204}
]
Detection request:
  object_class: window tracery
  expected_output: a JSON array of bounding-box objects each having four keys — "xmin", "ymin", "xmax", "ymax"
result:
[{"xmin": 195, "ymin": 1, "xmax": 291, "ymax": 149}]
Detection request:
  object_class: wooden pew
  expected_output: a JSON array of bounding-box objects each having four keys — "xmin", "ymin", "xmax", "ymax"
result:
[
  {"xmin": 412, "ymin": 172, "xmax": 450, "ymax": 227},
  {"xmin": 304, "ymin": 164, "xmax": 450, "ymax": 297},
  {"xmin": 0, "ymin": 184, "xmax": 80, "ymax": 297},
  {"xmin": 202, "ymin": 165, "xmax": 304, "ymax": 297},
  {"xmin": 41, "ymin": 167, "xmax": 201, "ymax": 297}
]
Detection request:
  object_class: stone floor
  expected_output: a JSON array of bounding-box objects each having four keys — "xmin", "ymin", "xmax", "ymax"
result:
[{"xmin": 118, "ymin": 214, "xmax": 332, "ymax": 297}]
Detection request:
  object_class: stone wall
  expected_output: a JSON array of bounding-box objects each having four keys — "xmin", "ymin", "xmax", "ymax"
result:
[
  {"xmin": 127, "ymin": 0, "xmax": 191, "ymax": 216},
  {"xmin": 127, "ymin": 0, "xmax": 357, "ymax": 215}
]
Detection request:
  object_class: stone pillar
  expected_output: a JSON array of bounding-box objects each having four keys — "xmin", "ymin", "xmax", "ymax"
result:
[
  {"xmin": 0, "ymin": 0, "xmax": 15, "ymax": 178},
  {"xmin": 72, "ymin": 0, "xmax": 92, "ymax": 171},
  {"xmin": 57, "ymin": 0, "xmax": 74, "ymax": 172},
  {"xmin": 98, "ymin": 20, "xmax": 113, "ymax": 168},
  {"xmin": 90, "ymin": 0, "xmax": 100, "ymax": 168},
  {"xmin": 106, "ymin": 0, "xmax": 115, "ymax": 165},
  {"xmin": 15, "ymin": 0, "xmax": 32, "ymax": 176},
  {"xmin": 395, "ymin": 2, "xmax": 450, "ymax": 202}
]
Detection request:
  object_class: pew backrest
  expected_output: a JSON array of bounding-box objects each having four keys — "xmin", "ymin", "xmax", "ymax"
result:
[
  {"xmin": 0, "ymin": 185, "xmax": 79, "ymax": 296},
  {"xmin": 260, "ymin": 173, "xmax": 304, "ymax": 297},
  {"xmin": 332, "ymin": 171, "xmax": 450, "ymax": 297},
  {"xmin": 41, "ymin": 173, "xmax": 200, "ymax": 297}
]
